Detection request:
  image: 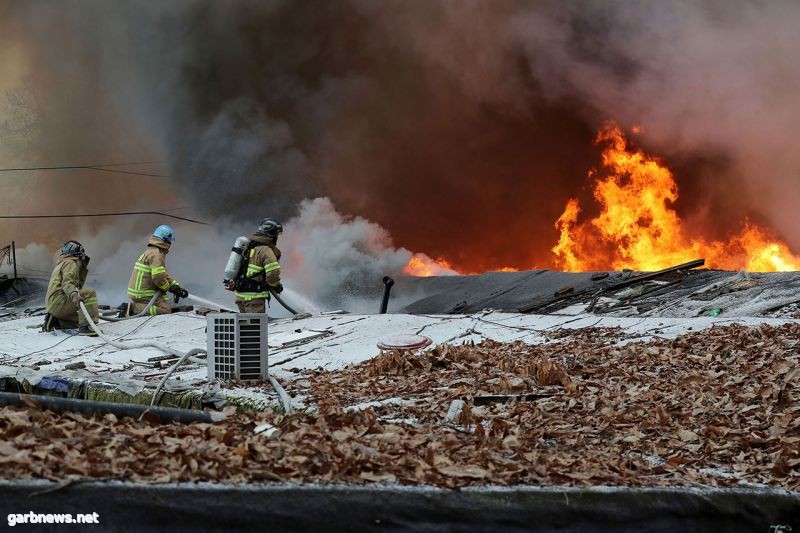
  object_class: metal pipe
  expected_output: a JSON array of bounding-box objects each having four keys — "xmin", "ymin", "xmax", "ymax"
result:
[
  {"xmin": 11, "ymin": 240, "xmax": 16, "ymax": 280},
  {"xmin": 0, "ymin": 391, "xmax": 226, "ymax": 424},
  {"xmin": 379, "ymin": 276, "xmax": 395, "ymax": 314}
]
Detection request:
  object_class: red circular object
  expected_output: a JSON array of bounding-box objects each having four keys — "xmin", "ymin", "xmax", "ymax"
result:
[{"xmin": 377, "ymin": 334, "xmax": 433, "ymax": 351}]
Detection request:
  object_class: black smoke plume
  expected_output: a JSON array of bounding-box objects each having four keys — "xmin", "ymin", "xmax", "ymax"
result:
[{"xmin": 2, "ymin": 0, "xmax": 799, "ymax": 273}]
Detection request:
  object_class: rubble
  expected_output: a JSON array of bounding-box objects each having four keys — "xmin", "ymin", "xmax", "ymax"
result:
[
  {"xmin": 0, "ymin": 322, "xmax": 798, "ymax": 489},
  {"xmin": 1, "ymin": 304, "xmax": 798, "ymax": 411},
  {"xmin": 399, "ymin": 266, "xmax": 800, "ymax": 318},
  {"xmin": 0, "ymin": 265, "xmax": 798, "ymax": 490}
]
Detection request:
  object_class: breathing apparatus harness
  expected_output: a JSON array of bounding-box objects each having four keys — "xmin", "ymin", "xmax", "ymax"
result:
[
  {"xmin": 224, "ymin": 220, "xmax": 282, "ymax": 296},
  {"xmin": 234, "ymin": 247, "xmax": 267, "ymax": 294},
  {"xmin": 223, "ymin": 237, "xmax": 270, "ymax": 294}
]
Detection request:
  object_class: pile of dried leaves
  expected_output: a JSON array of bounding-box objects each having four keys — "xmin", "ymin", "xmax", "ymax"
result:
[{"xmin": 1, "ymin": 323, "xmax": 799, "ymax": 488}]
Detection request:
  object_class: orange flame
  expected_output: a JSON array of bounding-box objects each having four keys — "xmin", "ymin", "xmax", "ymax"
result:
[
  {"xmin": 404, "ymin": 254, "xmax": 457, "ymax": 277},
  {"xmin": 553, "ymin": 123, "xmax": 800, "ymax": 272}
]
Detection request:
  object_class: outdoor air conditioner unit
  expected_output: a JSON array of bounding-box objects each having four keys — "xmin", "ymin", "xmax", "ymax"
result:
[{"xmin": 207, "ymin": 313, "xmax": 269, "ymax": 381}]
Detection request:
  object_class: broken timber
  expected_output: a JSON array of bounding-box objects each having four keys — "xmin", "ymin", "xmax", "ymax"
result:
[
  {"xmin": 519, "ymin": 259, "xmax": 705, "ymax": 314},
  {"xmin": 518, "ymin": 284, "xmax": 593, "ymax": 313},
  {"xmin": 473, "ymin": 392, "xmax": 558, "ymax": 405},
  {"xmin": 604, "ymin": 259, "xmax": 705, "ymax": 291}
]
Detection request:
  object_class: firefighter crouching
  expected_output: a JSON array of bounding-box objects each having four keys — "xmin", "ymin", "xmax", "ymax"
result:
[
  {"xmin": 43, "ymin": 241, "xmax": 100, "ymax": 336},
  {"xmin": 127, "ymin": 225, "xmax": 188, "ymax": 316},
  {"xmin": 230, "ymin": 218, "xmax": 284, "ymax": 313}
]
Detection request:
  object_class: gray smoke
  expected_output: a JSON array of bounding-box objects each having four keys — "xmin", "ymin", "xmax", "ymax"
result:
[
  {"xmin": 2, "ymin": 197, "xmax": 432, "ymax": 313},
  {"xmin": 2, "ymin": 0, "xmax": 800, "ymax": 277},
  {"xmin": 279, "ymin": 197, "xmax": 421, "ymax": 310},
  {"xmin": 512, "ymin": 0, "xmax": 800, "ymax": 243}
]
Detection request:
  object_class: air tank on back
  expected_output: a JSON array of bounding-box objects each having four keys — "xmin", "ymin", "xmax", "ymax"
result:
[{"xmin": 224, "ymin": 236, "xmax": 251, "ymax": 281}]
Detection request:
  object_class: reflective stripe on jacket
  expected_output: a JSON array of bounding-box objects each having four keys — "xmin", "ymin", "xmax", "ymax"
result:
[
  {"xmin": 46, "ymin": 254, "xmax": 88, "ymax": 310},
  {"xmin": 235, "ymin": 235, "xmax": 281, "ymax": 302},
  {"xmin": 127, "ymin": 237, "xmax": 179, "ymax": 299}
]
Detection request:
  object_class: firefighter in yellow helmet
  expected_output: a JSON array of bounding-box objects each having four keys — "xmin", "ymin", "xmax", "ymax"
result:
[
  {"xmin": 43, "ymin": 241, "xmax": 100, "ymax": 336},
  {"xmin": 126, "ymin": 225, "xmax": 187, "ymax": 316},
  {"xmin": 230, "ymin": 218, "xmax": 283, "ymax": 313}
]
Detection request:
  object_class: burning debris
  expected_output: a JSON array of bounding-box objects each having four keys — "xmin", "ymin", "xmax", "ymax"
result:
[
  {"xmin": 553, "ymin": 124, "xmax": 800, "ymax": 273},
  {"xmin": 403, "ymin": 255, "xmax": 458, "ymax": 278},
  {"xmin": 397, "ymin": 123, "xmax": 800, "ymax": 277}
]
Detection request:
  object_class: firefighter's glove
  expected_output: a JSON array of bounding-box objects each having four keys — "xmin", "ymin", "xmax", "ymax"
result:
[
  {"xmin": 169, "ymin": 286, "xmax": 189, "ymax": 299},
  {"xmin": 271, "ymin": 282, "xmax": 284, "ymax": 294},
  {"xmin": 70, "ymin": 292, "xmax": 82, "ymax": 306}
]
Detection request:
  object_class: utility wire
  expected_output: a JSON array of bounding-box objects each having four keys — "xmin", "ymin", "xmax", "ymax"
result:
[
  {"xmin": 0, "ymin": 162, "xmax": 166, "ymax": 178},
  {"xmin": 0, "ymin": 210, "xmax": 209, "ymax": 225},
  {"xmin": 0, "ymin": 163, "xmax": 207, "ymax": 223},
  {"xmin": 85, "ymin": 166, "xmax": 165, "ymax": 178},
  {"xmin": 0, "ymin": 161, "xmax": 156, "ymax": 171},
  {"xmin": 21, "ymin": 333, "xmax": 79, "ymax": 358}
]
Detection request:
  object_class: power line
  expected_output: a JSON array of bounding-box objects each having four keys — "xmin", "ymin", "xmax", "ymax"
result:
[
  {"xmin": 0, "ymin": 161, "xmax": 156, "ymax": 171},
  {"xmin": 0, "ymin": 210, "xmax": 209, "ymax": 225},
  {"xmin": 20, "ymin": 332, "xmax": 79, "ymax": 358},
  {"xmin": 86, "ymin": 166, "xmax": 165, "ymax": 178},
  {"xmin": 0, "ymin": 163, "xmax": 208, "ymax": 224},
  {"xmin": 0, "ymin": 162, "xmax": 167, "ymax": 178}
]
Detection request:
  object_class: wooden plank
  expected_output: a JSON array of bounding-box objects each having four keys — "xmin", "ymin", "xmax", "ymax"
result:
[{"xmin": 604, "ymin": 259, "xmax": 704, "ymax": 291}]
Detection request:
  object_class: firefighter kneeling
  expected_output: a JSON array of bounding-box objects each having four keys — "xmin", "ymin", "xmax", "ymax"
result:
[
  {"xmin": 226, "ymin": 218, "xmax": 283, "ymax": 313},
  {"xmin": 127, "ymin": 225, "xmax": 187, "ymax": 316},
  {"xmin": 43, "ymin": 241, "xmax": 100, "ymax": 336}
]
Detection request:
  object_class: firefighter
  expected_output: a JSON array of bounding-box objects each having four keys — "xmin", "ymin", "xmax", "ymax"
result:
[
  {"xmin": 233, "ymin": 218, "xmax": 283, "ymax": 313},
  {"xmin": 43, "ymin": 241, "xmax": 100, "ymax": 336},
  {"xmin": 127, "ymin": 225, "xmax": 187, "ymax": 316}
]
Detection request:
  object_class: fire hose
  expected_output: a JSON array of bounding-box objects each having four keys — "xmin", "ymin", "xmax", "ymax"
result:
[
  {"xmin": 99, "ymin": 292, "xmax": 237, "ymax": 322},
  {"xmin": 77, "ymin": 301, "xmax": 293, "ymax": 414},
  {"xmin": 98, "ymin": 292, "xmax": 160, "ymax": 322},
  {"xmin": 184, "ymin": 293, "xmax": 237, "ymax": 313},
  {"xmin": 269, "ymin": 288, "xmax": 299, "ymax": 315}
]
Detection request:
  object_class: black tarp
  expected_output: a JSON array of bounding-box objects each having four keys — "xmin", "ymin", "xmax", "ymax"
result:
[{"xmin": 397, "ymin": 269, "xmax": 800, "ymax": 317}]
